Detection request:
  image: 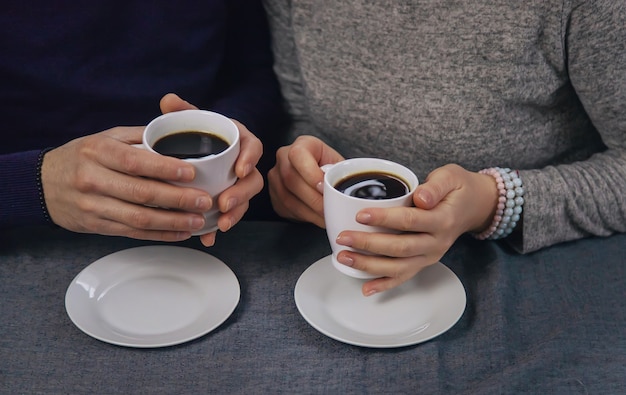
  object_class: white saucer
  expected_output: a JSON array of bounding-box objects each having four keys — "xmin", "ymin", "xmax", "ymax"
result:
[
  {"xmin": 294, "ymin": 255, "xmax": 466, "ymax": 348},
  {"xmin": 65, "ymin": 246, "xmax": 240, "ymax": 348}
]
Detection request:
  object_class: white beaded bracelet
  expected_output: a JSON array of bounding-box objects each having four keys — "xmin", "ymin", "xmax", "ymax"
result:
[{"xmin": 473, "ymin": 167, "xmax": 524, "ymax": 240}]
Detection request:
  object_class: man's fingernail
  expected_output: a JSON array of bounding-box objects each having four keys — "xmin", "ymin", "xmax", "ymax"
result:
[
  {"xmin": 243, "ymin": 164, "xmax": 252, "ymax": 178},
  {"xmin": 196, "ymin": 196, "xmax": 211, "ymax": 210},
  {"xmin": 226, "ymin": 197, "xmax": 238, "ymax": 212},
  {"xmin": 202, "ymin": 233, "xmax": 216, "ymax": 247},
  {"xmin": 190, "ymin": 216, "xmax": 205, "ymax": 230},
  {"xmin": 219, "ymin": 216, "xmax": 235, "ymax": 232},
  {"xmin": 178, "ymin": 167, "xmax": 194, "ymax": 180},
  {"xmin": 176, "ymin": 232, "xmax": 192, "ymax": 240}
]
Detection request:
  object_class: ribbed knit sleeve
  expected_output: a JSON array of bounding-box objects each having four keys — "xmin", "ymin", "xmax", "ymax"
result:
[{"xmin": 0, "ymin": 150, "xmax": 48, "ymax": 228}]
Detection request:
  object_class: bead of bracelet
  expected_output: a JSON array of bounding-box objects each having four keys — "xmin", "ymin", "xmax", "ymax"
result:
[
  {"xmin": 473, "ymin": 167, "xmax": 506, "ymax": 240},
  {"xmin": 489, "ymin": 167, "xmax": 524, "ymax": 239},
  {"xmin": 473, "ymin": 167, "xmax": 524, "ymax": 240}
]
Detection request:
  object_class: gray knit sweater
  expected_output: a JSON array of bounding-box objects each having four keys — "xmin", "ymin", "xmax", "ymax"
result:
[{"xmin": 263, "ymin": 0, "xmax": 626, "ymax": 253}]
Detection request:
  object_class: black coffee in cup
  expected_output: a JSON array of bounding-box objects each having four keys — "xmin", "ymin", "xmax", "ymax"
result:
[
  {"xmin": 334, "ymin": 171, "xmax": 409, "ymax": 200},
  {"xmin": 152, "ymin": 131, "xmax": 229, "ymax": 159}
]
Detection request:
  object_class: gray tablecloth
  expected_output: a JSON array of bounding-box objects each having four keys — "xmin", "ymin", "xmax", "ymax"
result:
[{"xmin": 1, "ymin": 221, "xmax": 625, "ymax": 394}]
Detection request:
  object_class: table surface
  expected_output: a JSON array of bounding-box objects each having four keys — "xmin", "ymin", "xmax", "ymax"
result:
[{"xmin": 1, "ymin": 221, "xmax": 625, "ymax": 394}]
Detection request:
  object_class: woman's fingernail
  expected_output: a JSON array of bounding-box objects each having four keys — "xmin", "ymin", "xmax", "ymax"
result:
[
  {"xmin": 417, "ymin": 190, "xmax": 432, "ymax": 206},
  {"xmin": 316, "ymin": 181, "xmax": 324, "ymax": 193},
  {"xmin": 337, "ymin": 254, "xmax": 354, "ymax": 266},
  {"xmin": 364, "ymin": 289, "xmax": 378, "ymax": 297},
  {"xmin": 356, "ymin": 212, "xmax": 372, "ymax": 224},
  {"xmin": 336, "ymin": 234, "xmax": 353, "ymax": 246}
]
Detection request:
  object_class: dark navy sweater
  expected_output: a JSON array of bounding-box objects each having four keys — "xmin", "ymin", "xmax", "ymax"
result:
[{"xmin": 0, "ymin": 0, "xmax": 285, "ymax": 227}]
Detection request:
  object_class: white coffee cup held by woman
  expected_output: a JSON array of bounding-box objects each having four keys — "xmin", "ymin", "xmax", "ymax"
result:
[{"xmin": 322, "ymin": 158, "xmax": 419, "ymax": 279}]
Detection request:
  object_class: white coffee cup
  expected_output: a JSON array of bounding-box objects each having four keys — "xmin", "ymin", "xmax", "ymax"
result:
[
  {"xmin": 323, "ymin": 158, "xmax": 419, "ymax": 279},
  {"xmin": 141, "ymin": 110, "xmax": 240, "ymax": 235}
]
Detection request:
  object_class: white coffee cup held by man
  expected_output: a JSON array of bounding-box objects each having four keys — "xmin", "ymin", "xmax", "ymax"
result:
[{"xmin": 140, "ymin": 110, "xmax": 240, "ymax": 235}]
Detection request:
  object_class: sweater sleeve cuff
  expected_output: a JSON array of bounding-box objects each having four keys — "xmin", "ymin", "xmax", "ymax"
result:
[{"xmin": 0, "ymin": 150, "xmax": 51, "ymax": 228}]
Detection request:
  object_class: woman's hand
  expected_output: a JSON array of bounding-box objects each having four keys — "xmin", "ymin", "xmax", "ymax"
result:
[
  {"xmin": 334, "ymin": 164, "xmax": 498, "ymax": 296},
  {"xmin": 267, "ymin": 135, "xmax": 344, "ymax": 227}
]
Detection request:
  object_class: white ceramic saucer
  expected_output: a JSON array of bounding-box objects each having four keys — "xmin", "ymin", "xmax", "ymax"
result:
[
  {"xmin": 65, "ymin": 246, "xmax": 240, "ymax": 348},
  {"xmin": 294, "ymin": 255, "xmax": 466, "ymax": 348}
]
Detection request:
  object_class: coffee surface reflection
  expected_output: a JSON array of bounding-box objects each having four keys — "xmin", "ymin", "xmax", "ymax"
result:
[{"xmin": 334, "ymin": 171, "xmax": 409, "ymax": 200}]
